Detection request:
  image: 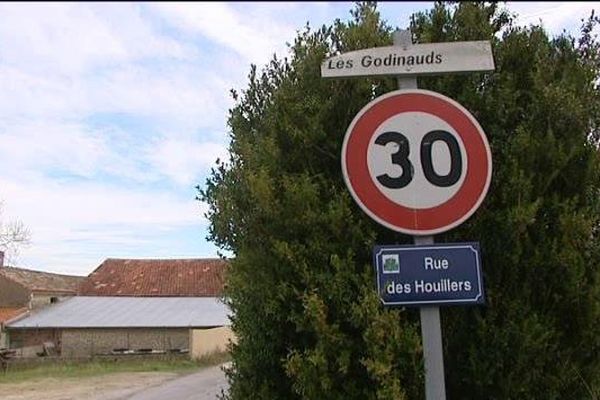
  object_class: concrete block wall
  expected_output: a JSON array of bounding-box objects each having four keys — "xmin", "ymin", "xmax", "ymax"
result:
[
  {"xmin": 8, "ymin": 328, "xmax": 59, "ymax": 349},
  {"xmin": 60, "ymin": 328, "xmax": 189, "ymax": 358},
  {"xmin": 29, "ymin": 293, "xmax": 73, "ymax": 310},
  {"xmin": 190, "ymin": 326, "xmax": 235, "ymax": 359}
]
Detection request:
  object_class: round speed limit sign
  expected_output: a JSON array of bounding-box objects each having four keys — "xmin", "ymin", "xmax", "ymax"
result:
[{"xmin": 341, "ymin": 89, "xmax": 492, "ymax": 235}]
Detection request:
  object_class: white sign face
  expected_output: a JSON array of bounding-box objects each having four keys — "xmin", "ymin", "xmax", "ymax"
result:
[
  {"xmin": 367, "ymin": 111, "xmax": 468, "ymax": 209},
  {"xmin": 321, "ymin": 41, "xmax": 494, "ymax": 78}
]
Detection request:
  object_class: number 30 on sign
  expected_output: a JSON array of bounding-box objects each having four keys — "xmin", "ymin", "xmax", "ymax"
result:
[{"xmin": 341, "ymin": 89, "xmax": 492, "ymax": 235}]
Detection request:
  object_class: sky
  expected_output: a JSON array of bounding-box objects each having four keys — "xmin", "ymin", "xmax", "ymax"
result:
[{"xmin": 0, "ymin": 2, "xmax": 598, "ymax": 276}]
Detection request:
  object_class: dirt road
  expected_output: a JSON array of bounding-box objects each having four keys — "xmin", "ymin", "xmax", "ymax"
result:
[
  {"xmin": 0, "ymin": 364, "xmax": 228, "ymax": 400},
  {"xmin": 127, "ymin": 364, "xmax": 228, "ymax": 400}
]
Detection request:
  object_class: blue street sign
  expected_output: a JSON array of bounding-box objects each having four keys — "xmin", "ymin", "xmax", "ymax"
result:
[{"xmin": 374, "ymin": 242, "xmax": 484, "ymax": 306}]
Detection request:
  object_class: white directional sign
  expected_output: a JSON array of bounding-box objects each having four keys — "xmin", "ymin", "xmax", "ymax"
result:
[
  {"xmin": 321, "ymin": 41, "xmax": 494, "ymax": 78},
  {"xmin": 341, "ymin": 89, "xmax": 492, "ymax": 235}
]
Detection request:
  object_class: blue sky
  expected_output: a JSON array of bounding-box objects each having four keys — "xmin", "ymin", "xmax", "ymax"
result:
[{"xmin": 0, "ymin": 2, "xmax": 597, "ymax": 276}]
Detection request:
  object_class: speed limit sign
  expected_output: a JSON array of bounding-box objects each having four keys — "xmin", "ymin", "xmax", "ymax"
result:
[{"xmin": 342, "ymin": 89, "xmax": 492, "ymax": 235}]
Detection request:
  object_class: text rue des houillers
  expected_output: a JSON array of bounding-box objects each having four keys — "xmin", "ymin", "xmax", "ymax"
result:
[{"xmin": 386, "ymin": 256, "xmax": 473, "ymax": 295}]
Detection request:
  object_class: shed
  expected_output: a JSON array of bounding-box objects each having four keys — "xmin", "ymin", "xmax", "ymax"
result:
[{"xmin": 6, "ymin": 296, "xmax": 232, "ymax": 358}]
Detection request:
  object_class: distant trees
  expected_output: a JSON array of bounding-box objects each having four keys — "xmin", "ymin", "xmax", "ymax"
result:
[
  {"xmin": 0, "ymin": 201, "xmax": 30, "ymax": 262},
  {"xmin": 200, "ymin": 2, "xmax": 600, "ymax": 399}
]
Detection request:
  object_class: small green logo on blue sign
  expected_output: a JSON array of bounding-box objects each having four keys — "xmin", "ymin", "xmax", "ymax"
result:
[{"xmin": 382, "ymin": 254, "xmax": 400, "ymax": 273}]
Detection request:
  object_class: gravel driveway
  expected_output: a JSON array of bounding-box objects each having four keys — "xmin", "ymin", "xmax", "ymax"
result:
[
  {"xmin": 0, "ymin": 364, "xmax": 229, "ymax": 400},
  {"xmin": 127, "ymin": 363, "xmax": 228, "ymax": 400}
]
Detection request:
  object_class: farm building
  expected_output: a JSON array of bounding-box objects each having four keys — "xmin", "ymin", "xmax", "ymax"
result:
[
  {"xmin": 0, "ymin": 307, "xmax": 26, "ymax": 348},
  {"xmin": 0, "ymin": 252, "xmax": 84, "ymax": 310},
  {"xmin": 0, "ymin": 250, "xmax": 84, "ymax": 348},
  {"xmin": 6, "ymin": 296, "xmax": 233, "ymax": 358},
  {"xmin": 5, "ymin": 257, "xmax": 232, "ymax": 358}
]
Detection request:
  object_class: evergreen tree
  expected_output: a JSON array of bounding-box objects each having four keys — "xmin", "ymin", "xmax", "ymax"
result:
[{"xmin": 199, "ymin": 2, "xmax": 600, "ymax": 398}]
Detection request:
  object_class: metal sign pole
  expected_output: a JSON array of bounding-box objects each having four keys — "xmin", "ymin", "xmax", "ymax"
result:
[
  {"xmin": 394, "ymin": 29, "xmax": 447, "ymax": 400},
  {"xmin": 413, "ymin": 235, "xmax": 446, "ymax": 400}
]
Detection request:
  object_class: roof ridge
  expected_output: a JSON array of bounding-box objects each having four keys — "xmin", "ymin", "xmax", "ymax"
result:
[{"xmin": 0, "ymin": 266, "xmax": 85, "ymax": 278}]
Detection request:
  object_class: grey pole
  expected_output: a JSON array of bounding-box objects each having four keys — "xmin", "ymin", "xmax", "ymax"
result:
[
  {"xmin": 394, "ymin": 29, "xmax": 447, "ymax": 400},
  {"xmin": 394, "ymin": 30, "xmax": 418, "ymax": 90},
  {"xmin": 414, "ymin": 235, "xmax": 446, "ymax": 400}
]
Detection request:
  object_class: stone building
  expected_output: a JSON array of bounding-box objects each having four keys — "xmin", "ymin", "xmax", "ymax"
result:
[
  {"xmin": 6, "ymin": 258, "xmax": 232, "ymax": 357},
  {"xmin": 0, "ymin": 306, "xmax": 26, "ymax": 348},
  {"xmin": 6, "ymin": 296, "xmax": 231, "ymax": 357},
  {"xmin": 0, "ymin": 265, "xmax": 83, "ymax": 309},
  {"xmin": 0, "ymin": 250, "xmax": 84, "ymax": 348}
]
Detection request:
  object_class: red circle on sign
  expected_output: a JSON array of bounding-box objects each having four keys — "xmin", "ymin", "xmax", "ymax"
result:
[{"xmin": 341, "ymin": 89, "xmax": 492, "ymax": 235}]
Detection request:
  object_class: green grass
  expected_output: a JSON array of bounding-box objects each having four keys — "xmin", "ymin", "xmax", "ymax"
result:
[{"xmin": 0, "ymin": 352, "xmax": 230, "ymax": 384}]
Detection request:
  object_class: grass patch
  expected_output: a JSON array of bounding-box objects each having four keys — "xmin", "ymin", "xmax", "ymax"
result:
[{"xmin": 0, "ymin": 352, "xmax": 230, "ymax": 384}]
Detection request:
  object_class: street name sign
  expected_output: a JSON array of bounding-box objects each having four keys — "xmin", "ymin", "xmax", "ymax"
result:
[
  {"xmin": 341, "ymin": 89, "xmax": 492, "ymax": 235},
  {"xmin": 321, "ymin": 41, "xmax": 494, "ymax": 78},
  {"xmin": 374, "ymin": 242, "xmax": 484, "ymax": 306}
]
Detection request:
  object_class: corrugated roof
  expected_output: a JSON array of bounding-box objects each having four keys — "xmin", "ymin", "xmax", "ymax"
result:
[
  {"xmin": 78, "ymin": 258, "xmax": 227, "ymax": 297},
  {"xmin": 7, "ymin": 296, "xmax": 231, "ymax": 329},
  {"xmin": 0, "ymin": 266, "xmax": 84, "ymax": 293},
  {"xmin": 0, "ymin": 307, "xmax": 27, "ymax": 323}
]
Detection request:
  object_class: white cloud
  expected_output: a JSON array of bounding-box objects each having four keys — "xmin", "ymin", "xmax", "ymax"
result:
[
  {"xmin": 0, "ymin": 120, "xmax": 109, "ymax": 178},
  {"xmin": 508, "ymin": 2, "xmax": 599, "ymax": 35},
  {"xmin": 147, "ymin": 138, "xmax": 228, "ymax": 186},
  {"xmin": 0, "ymin": 2, "xmax": 235, "ymax": 193},
  {"xmin": 0, "ymin": 176, "xmax": 208, "ymax": 274},
  {"xmin": 0, "ymin": 3, "xmax": 228, "ymax": 132},
  {"xmin": 0, "ymin": 65, "xmax": 85, "ymax": 119},
  {"xmin": 0, "ymin": 177, "xmax": 203, "ymax": 227},
  {"xmin": 0, "ymin": 3, "xmax": 189, "ymax": 75},
  {"xmin": 150, "ymin": 2, "xmax": 293, "ymax": 67},
  {"xmin": 0, "ymin": 119, "xmax": 163, "ymax": 184},
  {"xmin": 85, "ymin": 64, "xmax": 230, "ymax": 130},
  {"xmin": 0, "ymin": 4, "xmax": 124, "ymax": 74},
  {"xmin": 0, "ymin": 62, "xmax": 230, "ymax": 134}
]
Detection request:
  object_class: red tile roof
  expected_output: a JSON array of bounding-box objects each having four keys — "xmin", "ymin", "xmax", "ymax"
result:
[
  {"xmin": 78, "ymin": 258, "xmax": 228, "ymax": 297},
  {"xmin": 0, "ymin": 307, "xmax": 27, "ymax": 323},
  {"xmin": 0, "ymin": 266, "xmax": 84, "ymax": 293}
]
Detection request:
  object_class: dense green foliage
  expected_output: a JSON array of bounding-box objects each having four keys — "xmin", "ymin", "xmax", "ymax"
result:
[{"xmin": 199, "ymin": 2, "xmax": 600, "ymax": 398}]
